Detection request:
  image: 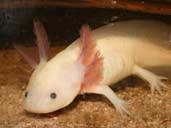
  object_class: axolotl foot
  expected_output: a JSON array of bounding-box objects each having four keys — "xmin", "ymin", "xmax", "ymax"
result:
[
  {"xmin": 133, "ymin": 65, "xmax": 170, "ymax": 94},
  {"xmin": 86, "ymin": 85, "xmax": 131, "ymax": 117}
]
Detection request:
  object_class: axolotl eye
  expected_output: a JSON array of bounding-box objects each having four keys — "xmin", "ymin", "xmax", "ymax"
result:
[
  {"xmin": 50, "ymin": 92, "xmax": 57, "ymax": 99},
  {"xmin": 25, "ymin": 91, "xmax": 28, "ymax": 98}
]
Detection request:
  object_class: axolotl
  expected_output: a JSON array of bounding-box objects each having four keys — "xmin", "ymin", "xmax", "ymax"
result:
[{"xmin": 16, "ymin": 19, "xmax": 171, "ymax": 116}]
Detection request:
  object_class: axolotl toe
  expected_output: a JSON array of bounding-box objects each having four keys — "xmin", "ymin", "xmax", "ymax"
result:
[{"xmin": 15, "ymin": 19, "xmax": 171, "ymax": 116}]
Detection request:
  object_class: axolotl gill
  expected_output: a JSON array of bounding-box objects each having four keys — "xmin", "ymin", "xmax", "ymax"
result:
[{"xmin": 15, "ymin": 19, "xmax": 171, "ymax": 116}]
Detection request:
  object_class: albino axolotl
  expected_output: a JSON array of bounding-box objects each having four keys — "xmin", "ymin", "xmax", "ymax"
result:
[{"xmin": 16, "ymin": 19, "xmax": 171, "ymax": 116}]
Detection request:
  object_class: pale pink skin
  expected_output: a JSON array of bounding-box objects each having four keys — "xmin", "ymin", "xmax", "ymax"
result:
[{"xmin": 16, "ymin": 20, "xmax": 171, "ymax": 116}]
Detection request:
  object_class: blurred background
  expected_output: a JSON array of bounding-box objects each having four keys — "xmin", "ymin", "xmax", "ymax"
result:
[{"xmin": 0, "ymin": 0, "xmax": 170, "ymax": 48}]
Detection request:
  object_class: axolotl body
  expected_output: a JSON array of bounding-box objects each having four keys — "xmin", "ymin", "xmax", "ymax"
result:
[{"xmin": 16, "ymin": 20, "xmax": 171, "ymax": 116}]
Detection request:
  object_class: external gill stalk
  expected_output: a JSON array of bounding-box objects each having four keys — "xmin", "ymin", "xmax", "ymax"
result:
[
  {"xmin": 14, "ymin": 19, "xmax": 50, "ymax": 68},
  {"xmin": 14, "ymin": 44, "xmax": 37, "ymax": 69},
  {"xmin": 78, "ymin": 25, "xmax": 103, "ymax": 93},
  {"xmin": 33, "ymin": 19, "xmax": 50, "ymax": 63}
]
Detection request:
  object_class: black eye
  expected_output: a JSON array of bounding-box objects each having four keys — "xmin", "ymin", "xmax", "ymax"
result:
[
  {"xmin": 25, "ymin": 92, "xmax": 28, "ymax": 98},
  {"xmin": 50, "ymin": 92, "xmax": 57, "ymax": 99}
]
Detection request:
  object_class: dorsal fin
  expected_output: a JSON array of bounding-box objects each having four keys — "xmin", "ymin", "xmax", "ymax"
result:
[{"xmin": 78, "ymin": 25, "xmax": 103, "ymax": 93}]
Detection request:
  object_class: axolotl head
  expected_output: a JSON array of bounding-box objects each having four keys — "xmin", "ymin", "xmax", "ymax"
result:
[
  {"xmin": 24, "ymin": 60, "xmax": 85, "ymax": 113},
  {"xmin": 15, "ymin": 20, "xmax": 103, "ymax": 114}
]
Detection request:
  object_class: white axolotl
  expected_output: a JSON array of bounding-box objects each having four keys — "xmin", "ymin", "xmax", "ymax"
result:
[{"xmin": 16, "ymin": 19, "xmax": 171, "ymax": 116}]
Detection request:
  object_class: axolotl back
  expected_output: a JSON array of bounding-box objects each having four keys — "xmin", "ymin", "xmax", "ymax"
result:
[{"xmin": 16, "ymin": 20, "xmax": 171, "ymax": 116}]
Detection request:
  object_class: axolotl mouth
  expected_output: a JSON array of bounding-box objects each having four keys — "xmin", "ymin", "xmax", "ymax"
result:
[{"xmin": 24, "ymin": 102, "xmax": 58, "ymax": 114}]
